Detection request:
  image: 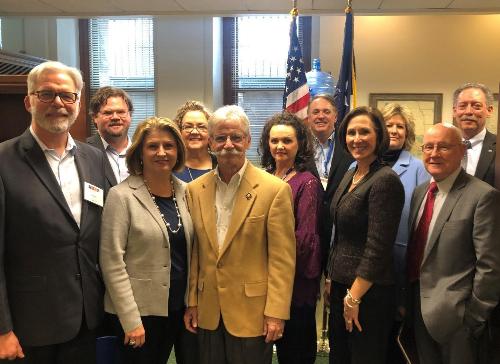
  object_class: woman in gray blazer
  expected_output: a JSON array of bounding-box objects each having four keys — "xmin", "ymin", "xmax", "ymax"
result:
[
  {"xmin": 100, "ymin": 117, "xmax": 195, "ymax": 364},
  {"xmin": 325, "ymin": 107, "xmax": 405, "ymax": 364}
]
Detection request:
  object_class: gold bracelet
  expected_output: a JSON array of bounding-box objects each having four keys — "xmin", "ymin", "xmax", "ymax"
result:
[{"xmin": 346, "ymin": 289, "xmax": 361, "ymax": 305}]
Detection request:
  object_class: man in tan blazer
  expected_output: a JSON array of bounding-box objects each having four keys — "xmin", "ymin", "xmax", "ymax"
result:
[{"xmin": 184, "ymin": 105, "xmax": 296, "ymax": 364}]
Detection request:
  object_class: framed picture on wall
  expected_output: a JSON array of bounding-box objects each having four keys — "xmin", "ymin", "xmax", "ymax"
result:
[{"xmin": 369, "ymin": 93, "xmax": 443, "ymax": 157}]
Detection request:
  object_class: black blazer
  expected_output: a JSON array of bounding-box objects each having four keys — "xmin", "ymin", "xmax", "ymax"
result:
[
  {"xmin": 475, "ymin": 130, "xmax": 496, "ymax": 187},
  {"xmin": 327, "ymin": 161, "xmax": 404, "ymax": 286},
  {"xmin": 0, "ymin": 129, "xmax": 106, "ymax": 346},
  {"xmin": 320, "ymin": 135, "xmax": 354, "ymax": 271},
  {"xmin": 87, "ymin": 133, "xmax": 118, "ymax": 190}
]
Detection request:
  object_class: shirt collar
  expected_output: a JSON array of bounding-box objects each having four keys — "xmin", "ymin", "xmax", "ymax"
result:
[
  {"xmin": 30, "ymin": 125, "xmax": 77, "ymax": 154},
  {"xmin": 432, "ymin": 167, "xmax": 461, "ymax": 194},
  {"xmin": 101, "ymin": 135, "xmax": 131, "ymax": 155},
  {"xmin": 214, "ymin": 159, "xmax": 248, "ymax": 186},
  {"xmin": 314, "ymin": 131, "xmax": 335, "ymax": 147},
  {"xmin": 464, "ymin": 127, "xmax": 486, "ymax": 148}
]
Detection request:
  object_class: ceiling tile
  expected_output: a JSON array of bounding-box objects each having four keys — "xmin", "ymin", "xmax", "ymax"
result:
[{"xmin": 380, "ymin": 0, "xmax": 452, "ymax": 10}]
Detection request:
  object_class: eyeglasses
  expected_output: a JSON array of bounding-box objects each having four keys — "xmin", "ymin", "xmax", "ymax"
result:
[
  {"xmin": 420, "ymin": 143, "xmax": 460, "ymax": 154},
  {"xmin": 99, "ymin": 110, "xmax": 129, "ymax": 119},
  {"xmin": 32, "ymin": 90, "xmax": 79, "ymax": 104},
  {"xmin": 213, "ymin": 134, "xmax": 245, "ymax": 144},
  {"xmin": 182, "ymin": 124, "xmax": 208, "ymax": 133}
]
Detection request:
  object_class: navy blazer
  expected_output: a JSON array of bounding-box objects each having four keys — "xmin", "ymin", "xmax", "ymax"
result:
[{"xmin": 0, "ymin": 129, "xmax": 106, "ymax": 346}]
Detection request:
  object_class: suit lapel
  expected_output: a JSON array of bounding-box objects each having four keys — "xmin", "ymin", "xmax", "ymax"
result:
[
  {"xmin": 421, "ymin": 172, "xmax": 467, "ymax": 265},
  {"xmin": 88, "ymin": 135, "xmax": 118, "ymax": 187},
  {"xmin": 219, "ymin": 173, "xmax": 257, "ymax": 258},
  {"xmin": 392, "ymin": 151, "xmax": 410, "ymax": 177},
  {"xmin": 131, "ymin": 177, "xmax": 170, "ymax": 247},
  {"xmin": 20, "ymin": 130, "xmax": 78, "ymax": 228},
  {"xmin": 334, "ymin": 168, "xmax": 355, "ymax": 210},
  {"xmin": 408, "ymin": 182, "xmax": 428, "ymax": 236},
  {"xmin": 198, "ymin": 175, "xmax": 219, "ymax": 254},
  {"xmin": 475, "ymin": 131, "xmax": 495, "ymax": 180}
]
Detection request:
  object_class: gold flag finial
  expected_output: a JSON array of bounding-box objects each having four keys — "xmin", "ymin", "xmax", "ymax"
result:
[
  {"xmin": 290, "ymin": 0, "xmax": 298, "ymax": 16},
  {"xmin": 346, "ymin": 0, "xmax": 352, "ymax": 13}
]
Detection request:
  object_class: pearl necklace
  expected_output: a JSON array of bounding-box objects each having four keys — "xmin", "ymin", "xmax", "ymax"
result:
[{"xmin": 144, "ymin": 179, "xmax": 183, "ymax": 234}]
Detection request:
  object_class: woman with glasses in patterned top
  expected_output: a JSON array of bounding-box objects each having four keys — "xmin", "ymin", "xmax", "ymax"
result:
[{"xmin": 173, "ymin": 100, "xmax": 217, "ymax": 182}]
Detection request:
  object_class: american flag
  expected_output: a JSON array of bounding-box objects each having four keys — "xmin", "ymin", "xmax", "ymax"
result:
[{"xmin": 283, "ymin": 14, "xmax": 310, "ymax": 120}]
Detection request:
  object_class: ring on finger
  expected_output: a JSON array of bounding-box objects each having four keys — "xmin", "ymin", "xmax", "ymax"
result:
[{"xmin": 129, "ymin": 339, "xmax": 136, "ymax": 346}]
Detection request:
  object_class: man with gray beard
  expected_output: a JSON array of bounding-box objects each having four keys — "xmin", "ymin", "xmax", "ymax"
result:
[
  {"xmin": 184, "ymin": 105, "xmax": 296, "ymax": 364},
  {"xmin": 0, "ymin": 61, "xmax": 106, "ymax": 363}
]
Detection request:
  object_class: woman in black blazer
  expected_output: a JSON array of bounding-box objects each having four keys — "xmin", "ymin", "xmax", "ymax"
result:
[{"xmin": 325, "ymin": 106, "xmax": 405, "ymax": 364}]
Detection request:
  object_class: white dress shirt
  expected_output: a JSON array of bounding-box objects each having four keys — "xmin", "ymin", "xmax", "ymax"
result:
[
  {"xmin": 30, "ymin": 126, "xmax": 82, "ymax": 227},
  {"xmin": 415, "ymin": 167, "xmax": 461, "ymax": 246},
  {"xmin": 214, "ymin": 159, "xmax": 248, "ymax": 253},
  {"xmin": 463, "ymin": 127, "xmax": 486, "ymax": 176},
  {"xmin": 101, "ymin": 136, "xmax": 131, "ymax": 183}
]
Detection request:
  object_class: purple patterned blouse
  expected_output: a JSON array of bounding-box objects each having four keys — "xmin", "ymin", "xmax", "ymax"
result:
[{"xmin": 287, "ymin": 171, "xmax": 324, "ymax": 307}]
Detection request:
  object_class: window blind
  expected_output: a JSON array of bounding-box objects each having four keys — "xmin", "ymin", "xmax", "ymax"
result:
[
  {"xmin": 224, "ymin": 15, "xmax": 311, "ymax": 164},
  {"xmin": 88, "ymin": 17, "xmax": 155, "ymax": 137}
]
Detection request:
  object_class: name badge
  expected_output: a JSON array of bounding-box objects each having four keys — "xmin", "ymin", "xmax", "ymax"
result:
[{"xmin": 84, "ymin": 182, "xmax": 104, "ymax": 207}]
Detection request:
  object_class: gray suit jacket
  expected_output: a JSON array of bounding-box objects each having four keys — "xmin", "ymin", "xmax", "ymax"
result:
[
  {"xmin": 409, "ymin": 170, "xmax": 500, "ymax": 343},
  {"xmin": 87, "ymin": 133, "xmax": 118, "ymax": 190},
  {"xmin": 100, "ymin": 175, "xmax": 193, "ymax": 332}
]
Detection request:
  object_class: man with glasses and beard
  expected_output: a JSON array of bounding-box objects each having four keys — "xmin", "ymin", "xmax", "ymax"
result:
[
  {"xmin": 183, "ymin": 105, "xmax": 296, "ymax": 364},
  {"xmin": 0, "ymin": 61, "xmax": 106, "ymax": 363},
  {"xmin": 87, "ymin": 86, "xmax": 133, "ymax": 190}
]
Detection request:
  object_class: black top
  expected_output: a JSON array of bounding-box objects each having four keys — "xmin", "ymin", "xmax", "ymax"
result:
[
  {"xmin": 382, "ymin": 148, "xmax": 402, "ymax": 168},
  {"xmin": 327, "ymin": 160, "xmax": 405, "ymax": 286},
  {"xmin": 154, "ymin": 195, "xmax": 187, "ymax": 312}
]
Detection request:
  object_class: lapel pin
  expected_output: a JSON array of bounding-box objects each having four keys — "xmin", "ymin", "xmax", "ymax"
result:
[{"xmin": 245, "ymin": 193, "xmax": 252, "ymax": 200}]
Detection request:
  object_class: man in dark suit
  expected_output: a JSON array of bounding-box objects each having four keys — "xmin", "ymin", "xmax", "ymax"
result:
[
  {"xmin": 87, "ymin": 86, "xmax": 133, "ymax": 190},
  {"xmin": 0, "ymin": 61, "xmax": 106, "ymax": 363},
  {"xmin": 453, "ymin": 82, "xmax": 496, "ymax": 186},
  {"xmin": 407, "ymin": 123, "xmax": 500, "ymax": 364},
  {"xmin": 307, "ymin": 95, "xmax": 353, "ymax": 280}
]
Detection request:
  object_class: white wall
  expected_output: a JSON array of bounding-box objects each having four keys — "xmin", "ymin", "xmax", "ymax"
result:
[
  {"xmin": 318, "ymin": 14, "xmax": 500, "ymax": 124},
  {"xmin": 154, "ymin": 16, "xmax": 222, "ymax": 119}
]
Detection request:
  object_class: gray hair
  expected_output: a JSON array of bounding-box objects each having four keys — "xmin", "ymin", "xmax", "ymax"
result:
[
  {"xmin": 453, "ymin": 82, "xmax": 494, "ymax": 107},
  {"xmin": 208, "ymin": 105, "xmax": 250, "ymax": 137},
  {"xmin": 27, "ymin": 61, "xmax": 83, "ymax": 94}
]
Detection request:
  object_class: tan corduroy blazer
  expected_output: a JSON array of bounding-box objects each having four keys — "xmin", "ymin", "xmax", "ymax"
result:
[
  {"xmin": 187, "ymin": 162, "xmax": 296, "ymax": 337},
  {"xmin": 100, "ymin": 175, "xmax": 193, "ymax": 332}
]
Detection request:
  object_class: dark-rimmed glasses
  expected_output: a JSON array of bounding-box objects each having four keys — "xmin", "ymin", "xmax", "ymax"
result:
[{"xmin": 31, "ymin": 90, "xmax": 79, "ymax": 104}]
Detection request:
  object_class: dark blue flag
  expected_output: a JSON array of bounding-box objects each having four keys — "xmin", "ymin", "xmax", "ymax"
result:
[{"xmin": 334, "ymin": 7, "xmax": 356, "ymax": 126}]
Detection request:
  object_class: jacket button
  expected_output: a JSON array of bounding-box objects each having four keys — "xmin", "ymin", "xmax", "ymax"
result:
[{"xmin": 75, "ymin": 273, "xmax": 81, "ymax": 280}]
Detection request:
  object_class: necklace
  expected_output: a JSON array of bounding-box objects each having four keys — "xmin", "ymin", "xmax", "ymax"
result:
[
  {"xmin": 187, "ymin": 167, "xmax": 194, "ymax": 182},
  {"xmin": 275, "ymin": 166, "xmax": 295, "ymax": 181},
  {"xmin": 144, "ymin": 178, "xmax": 183, "ymax": 234},
  {"xmin": 352, "ymin": 170, "xmax": 367, "ymax": 185}
]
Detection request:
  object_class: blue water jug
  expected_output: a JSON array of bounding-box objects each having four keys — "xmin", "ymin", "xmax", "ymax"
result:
[{"xmin": 306, "ymin": 58, "xmax": 335, "ymax": 97}]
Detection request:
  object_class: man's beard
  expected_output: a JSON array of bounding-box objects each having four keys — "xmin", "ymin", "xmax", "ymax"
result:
[{"xmin": 32, "ymin": 107, "xmax": 77, "ymax": 133}]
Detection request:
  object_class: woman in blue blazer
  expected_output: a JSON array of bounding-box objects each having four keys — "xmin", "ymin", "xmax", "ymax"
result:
[{"xmin": 381, "ymin": 103, "xmax": 429, "ymax": 364}]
